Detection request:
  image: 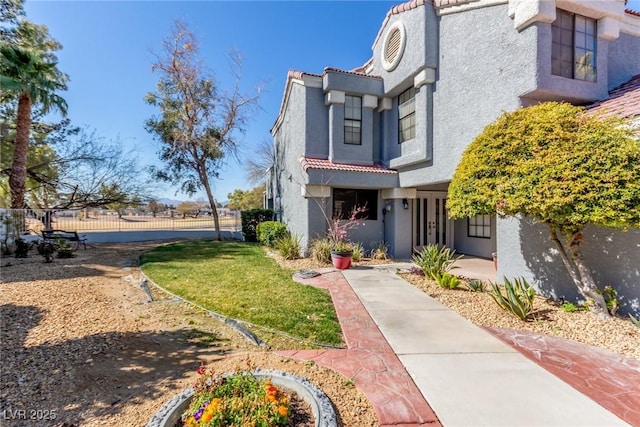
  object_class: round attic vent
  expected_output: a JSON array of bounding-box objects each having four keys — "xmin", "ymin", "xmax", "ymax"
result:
[{"xmin": 382, "ymin": 21, "xmax": 406, "ymax": 72}]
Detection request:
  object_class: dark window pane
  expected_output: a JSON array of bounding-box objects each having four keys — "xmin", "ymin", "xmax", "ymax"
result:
[
  {"xmin": 423, "ymin": 199, "xmax": 428, "ymax": 243},
  {"xmin": 398, "ymin": 87, "xmax": 416, "ymax": 143},
  {"xmin": 344, "ymin": 96, "xmax": 362, "ymax": 144},
  {"xmin": 551, "ymin": 9, "xmax": 596, "ymax": 81},
  {"xmin": 333, "ymin": 189, "xmax": 378, "ymax": 221},
  {"xmin": 415, "ymin": 200, "xmax": 421, "ymax": 245},
  {"xmin": 468, "ymin": 214, "xmax": 491, "ymax": 238}
]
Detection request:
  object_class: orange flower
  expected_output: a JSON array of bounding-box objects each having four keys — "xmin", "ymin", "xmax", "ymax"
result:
[
  {"xmin": 185, "ymin": 416, "xmax": 196, "ymax": 426},
  {"xmin": 266, "ymin": 394, "xmax": 276, "ymax": 403},
  {"xmin": 201, "ymin": 411, "xmax": 213, "ymax": 423},
  {"xmin": 210, "ymin": 398, "xmax": 222, "ymax": 410},
  {"xmin": 277, "ymin": 405, "xmax": 288, "ymax": 416}
]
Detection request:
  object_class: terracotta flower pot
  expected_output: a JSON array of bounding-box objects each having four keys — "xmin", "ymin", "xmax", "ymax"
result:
[{"xmin": 330, "ymin": 250, "xmax": 353, "ymax": 270}]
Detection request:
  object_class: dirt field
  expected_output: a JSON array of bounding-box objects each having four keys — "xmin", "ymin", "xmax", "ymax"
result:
[{"xmin": 0, "ymin": 243, "xmax": 377, "ymax": 427}]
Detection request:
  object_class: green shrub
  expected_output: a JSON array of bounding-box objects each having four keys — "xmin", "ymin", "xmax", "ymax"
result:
[
  {"xmin": 276, "ymin": 234, "xmax": 301, "ymax": 260},
  {"xmin": 488, "ymin": 277, "xmax": 536, "ymax": 321},
  {"xmin": 56, "ymin": 240, "xmax": 75, "ymax": 259},
  {"xmin": 412, "ymin": 244, "xmax": 463, "ymax": 278},
  {"xmin": 560, "ymin": 302, "xmax": 579, "ymax": 313},
  {"xmin": 241, "ymin": 209, "xmax": 273, "ymax": 242},
  {"xmin": 256, "ymin": 221, "xmax": 288, "ymax": 248},
  {"xmin": 310, "ymin": 238, "xmax": 333, "ymax": 264},
  {"xmin": 466, "ymin": 279, "xmax": 486, "ymax": 292},
  {"xmin": 351, "ymin": 242, "xmax": 364, "ymax": 262},
  {"xmin": 37, "ymin": 241, "xmax": 56, "ymax": 263},
  {"xmin": 600, "ymin": 286, "xmax": 619, "ymax": 316},
  {"xmin": 14, "ymin": 238, "xmax": 31, "ymax": 258},
  {"xmin": 433, "ymin": 272, "xmax": 461, "ymax": 289}
]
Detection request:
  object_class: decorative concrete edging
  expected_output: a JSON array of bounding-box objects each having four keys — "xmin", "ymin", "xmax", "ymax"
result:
[
  {"xmin": 135, "ymin": 255, "xmax": 344, "ymax": 349},
  {"xmin": 136, "ymin": 255, "xmax": 267, "ymax": 347},
  {"xmin": 146, "ymin": 370, "xmax": 337, "ymax": 427}
]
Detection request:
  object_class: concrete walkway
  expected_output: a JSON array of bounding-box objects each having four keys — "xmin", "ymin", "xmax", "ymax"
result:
[
  {"xmin": 278, "ymin": 269, "xmax": 440, "ymax": 426},
  {"xmin": 342, "ymin": 266, "xmax": 629, "ymax": 427}
]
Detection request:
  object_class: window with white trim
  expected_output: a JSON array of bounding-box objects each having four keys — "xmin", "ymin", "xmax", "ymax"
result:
[
  {"xmin": 344, "ymin": 95, "xmax": 362, "ymax": 145},
  {"xmin": 552, "ymin": 9, "xmax": 597, "ymax": 82},
  {"xmin": 398, "ymin": 87, "xmax": 415, "ymax": 143},
  {"xmin": 468, "ymin": 214, "xmax": 491, "ymax": 238}
]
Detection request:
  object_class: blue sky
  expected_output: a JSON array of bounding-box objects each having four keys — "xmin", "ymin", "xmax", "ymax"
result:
[
  {"xmin": 23, "ymin": 0, "xmax": 640, "ymax": 203},
  {"xmin": 24, "ymin": 0, "xmax": 397, "ymax": 203}
]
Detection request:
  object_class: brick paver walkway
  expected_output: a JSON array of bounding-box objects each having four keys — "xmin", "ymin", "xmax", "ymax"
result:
[
  {"xmin": 486, "ymin": 327, "xmax": 640, "ymax": 426},
  {"xmin": 277, "ymin": 270, "xmax": 440, "ymax": 427}
]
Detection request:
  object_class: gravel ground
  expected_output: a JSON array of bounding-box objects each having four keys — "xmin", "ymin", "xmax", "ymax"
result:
[
  {"xmin": 401, "ymin": 273, "xmax": 640, "ymax": 359},
  {"xmin": 0, "ymin": 243, "xmax": 377, "ymax": 427}
]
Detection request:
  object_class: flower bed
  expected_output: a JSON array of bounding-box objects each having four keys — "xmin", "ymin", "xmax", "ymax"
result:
[{"xmin": 146, "ymin": 368, "xmax": 337, "ymax": 427}]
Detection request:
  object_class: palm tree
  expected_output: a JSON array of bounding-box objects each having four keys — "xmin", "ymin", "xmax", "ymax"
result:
[{"xmin": 0, "ymin": 43, "xmax": 67, "ymax": 208}]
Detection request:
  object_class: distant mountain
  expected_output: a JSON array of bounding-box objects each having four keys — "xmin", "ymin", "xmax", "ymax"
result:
[
  {"xmin": 156, "ymin": 198, "xmax": 183, "ymax": 207},
  {"xmin": 155, "ymin": 198, "xmax": 229, "ymax": 208}
]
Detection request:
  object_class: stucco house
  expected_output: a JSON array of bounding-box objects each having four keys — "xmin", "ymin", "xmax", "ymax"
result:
[{"xmin": 268, "ymin": 0, "xmax": 640, "ymax": 314}]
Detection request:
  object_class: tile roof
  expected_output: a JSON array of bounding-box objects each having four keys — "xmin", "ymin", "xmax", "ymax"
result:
[
  {"xmin": 287, "ymin": 70, "xmax": 321, "ymax": 80},
  {"xmin": 586, "ymin": 74, "xmax": 640, "ymax": 119},
  {"xmin": 323, "ymin": 67, "xmax": 382, "ymax": 79},
  {"xmin": 626, "ymin": 8, "xmax": 640, "ymax": 17},
  {"xmin": 300, "ymin": 157, "xmax": 397, "ymax": 174}
]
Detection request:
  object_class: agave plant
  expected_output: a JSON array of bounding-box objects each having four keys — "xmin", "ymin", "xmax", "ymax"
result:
[
  {"xmin": 487, "ymin": 277, "xmax": 536, "ymax": 321},
  {"xmin": 433, "ymin": 272, "xmax": 461, "ymax": 290},
  {"xmin": 466, "ymin": 279, "xmax": 486, "ymax": 292},
  {"xmin": 411, "ymin": 244, "xmax": 463, "ymax": 279},
  {"xmin": 630, "ymin": 314, "xmax": 640, "ymax": 329}
]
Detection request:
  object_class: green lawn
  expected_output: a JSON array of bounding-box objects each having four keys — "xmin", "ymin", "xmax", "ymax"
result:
[{"xmin": 139, "ymin": 240, "xmax": 343, "ymax": 346}]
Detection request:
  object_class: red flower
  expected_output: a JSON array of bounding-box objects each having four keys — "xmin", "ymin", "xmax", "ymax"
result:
[{"xmin": 196, "ymin": 364, "xmax": 206, "ymax": 375}]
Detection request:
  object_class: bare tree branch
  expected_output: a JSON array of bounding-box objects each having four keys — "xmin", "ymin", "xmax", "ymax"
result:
[{"xmin": 145, "ymin": 21, "xmax": 261, "ymax": 239}]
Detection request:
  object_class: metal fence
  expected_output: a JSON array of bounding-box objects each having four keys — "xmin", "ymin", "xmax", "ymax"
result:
[{"xmin": 1, "ymin": 208, "xmax": 242, "ymax": 237}]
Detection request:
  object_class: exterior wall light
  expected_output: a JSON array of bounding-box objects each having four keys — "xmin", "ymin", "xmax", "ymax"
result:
[
  {"xmin": 385, "ymin": 203, "xmax": 392, "ymax": 213},
  {"xmin": 402, "ymin": 198, "xmax": 409, "ymax": 209}
]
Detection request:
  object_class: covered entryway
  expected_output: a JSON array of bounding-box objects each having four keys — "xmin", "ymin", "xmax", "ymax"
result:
[{"xmin": 412, "ymin": 191, "xmax": 453, "ymax": 251}]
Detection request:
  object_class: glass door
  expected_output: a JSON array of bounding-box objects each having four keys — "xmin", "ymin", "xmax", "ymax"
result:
[{"xmin": 412, "ymin": 191, "xmax": 451, "ymax": 252}]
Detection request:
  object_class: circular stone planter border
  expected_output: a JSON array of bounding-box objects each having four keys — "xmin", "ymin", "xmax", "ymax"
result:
[{"xmin": 146, "ymin": 369, "xmax": 337, "ymax": 427}]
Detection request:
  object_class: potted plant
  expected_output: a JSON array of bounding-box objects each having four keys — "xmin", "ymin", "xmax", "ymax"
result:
[
  {"xmin": 327, "ymin": 205, "xmax": 366, "ymax": 270},
  {"xmin": 330, "ymin": 241, "xmax": 354, "ymax": 270}
]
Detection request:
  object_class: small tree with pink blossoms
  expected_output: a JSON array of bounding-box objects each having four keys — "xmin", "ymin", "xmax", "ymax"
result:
[{"xmin": 327, "ymin": 205, "xmax": 367, "ymax": 252}]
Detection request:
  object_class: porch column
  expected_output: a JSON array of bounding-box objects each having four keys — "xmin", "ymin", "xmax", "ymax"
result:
[{"xmin": 381, "ymin": 188, "xmax": 417, "ymax": 259}]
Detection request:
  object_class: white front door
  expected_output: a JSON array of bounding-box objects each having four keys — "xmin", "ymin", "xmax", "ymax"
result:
[{"xmin": 413, "ymin": 191, "xmax": 452, "ymax": 252}]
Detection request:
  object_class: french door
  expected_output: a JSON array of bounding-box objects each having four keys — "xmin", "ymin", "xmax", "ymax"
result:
[{"xmin": 413, "ymin": 191, "xmax": 452, "ymax": 252}]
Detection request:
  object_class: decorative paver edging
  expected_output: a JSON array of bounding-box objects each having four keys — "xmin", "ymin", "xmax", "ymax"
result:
[
  {"xmin": 146, "ymin": 370, "xmax": 337, "ymax": 427},
  {"xmin": 279, "ymin": 270, "xmax": 441, "ymax": 426}
]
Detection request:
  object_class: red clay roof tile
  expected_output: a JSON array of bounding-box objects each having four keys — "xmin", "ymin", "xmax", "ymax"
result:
[
  {"xmin": 586, "ymin": 74, "xmax": 640, "ymax": 120},
  {"xmin": 300, "ymin": 157, "xmax": 397, "ymax": 174},
  {"xmin": 323, "ymin": 67, "xmax": 382, "ymax": 79},
  {"xmin": 626, "ymin": 8, "xmax": 640, "ymax": 17}
]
